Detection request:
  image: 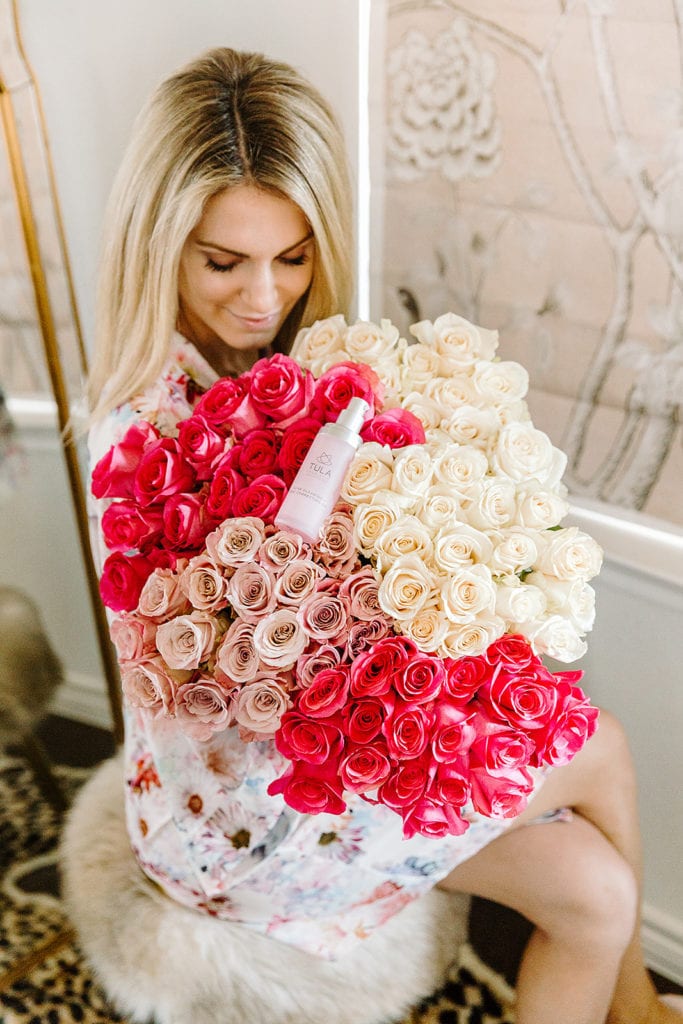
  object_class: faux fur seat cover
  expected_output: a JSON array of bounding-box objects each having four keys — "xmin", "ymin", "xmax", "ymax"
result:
[{"xmin": 60, "ymin": 754, "xmax": 470, "ymax": 1024}]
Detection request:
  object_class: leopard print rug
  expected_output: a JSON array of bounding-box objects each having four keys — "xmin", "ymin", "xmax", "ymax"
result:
[{"xmin": 0, "ymin": 749, "xmax": 516, "ymax": 1024}]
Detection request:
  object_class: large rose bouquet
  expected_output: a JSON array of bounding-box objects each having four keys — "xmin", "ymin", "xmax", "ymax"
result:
[{"xmin": 93, "ymin": 312, "xmax": 601, "ymax": 838}]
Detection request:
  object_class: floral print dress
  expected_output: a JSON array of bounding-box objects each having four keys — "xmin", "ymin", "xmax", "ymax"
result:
[{"xmin": 88, "ymin": 335, "xmax": 541, "ymax": 961}]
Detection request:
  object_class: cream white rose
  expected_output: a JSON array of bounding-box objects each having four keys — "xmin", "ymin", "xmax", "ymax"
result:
[
  {"xmin": 471, "ymin": 359, "xmax": 529, "ymax": 405},
  {"xmin": 441, "ymin": 404, "xmax": 499, "ymax": 449},
  {"xmin": 377, "ymin": 554, "xmax": 436, "ymax": 620},
  {"xmin": 491, "ymin": 422, "xmax": 563, "ymax": 485},
  {"xmin": 410, "ymin": 312, "xmax": 498, "ymax": 366},
  {"xmin": 488, "ymin": 528, "xmax": 539, "ymax": 575},
  {"xmin": 535, "ymin": 527, "xmax": 603, "ymax": 582},
  {"xmin": 494, "ymin": 399, "xmax": 531, "ymax": 427},
  {"xmin": 290, "ymin": 313, "xmax": 347, "ymax": 365},
  {"xmin": 341, "ymin": 442, "xmax": 394, "ymax": 503},
  {"xmin": 399, "ymin": 605, "xmax": 449, "ymax": 653},
  {"xmin": 525, "ymin": 615, "xmax": 588, "ymax": 663},
  {"xmin": 400, "ymin": 343, "xmax": 442, "ymax": 391},
  {"xmin": 344, "ymin": 318, "xmax": 401, "ymax": 362},
  {"xmin": 353, "ymin": 489, "xmax": 407, "ymax": 554},
  {"xmin": 391, "ymin": 444, "xmax": 434, "ymax": 503},
  {"xmin": 463, "ymin": 478, "xmax": 517, "ymax": 531},
  {"xmin": 439, "ymin": 616, "xmax": 505, "ymax": 660},
  {"xmin": 432, "ymin": 524, "xmax": 494, "ymax": 572},
  {"xmin": 400, "ymin": 391, "xmax": 442, "ymax": 431},
  {"xmin": 526, "ymin": 572, "xmax": 597, "ymax": 632},
  {"xmin": 374, "ymin": 514, "xmax": 434, "ymax": 570},
  {"xmin": 516, "ymin": 484, "xmax": 569, "ymax": 530},
  {"xmin": 432, "ymin": 443, "xmax": 489, "ymax": 494},
  {"xmin": 423, "ymin": 375, "xmax": 476, "ymax": 416},
  {"xmin": 494, "ymin": 576, "xmax": 547, "ymax": 625},
  {"xmin": 417, "ymin": 486, "xmax": 463, "ymax": 532},
  {"xmin": 440, "ymin": 564, "xmax": 497, "ymax": 623}
]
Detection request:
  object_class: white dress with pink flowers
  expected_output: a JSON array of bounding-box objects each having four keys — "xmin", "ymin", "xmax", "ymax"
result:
[{"xmin": 89, "ymin": 335, "xmax": 544, "ymax": 961}]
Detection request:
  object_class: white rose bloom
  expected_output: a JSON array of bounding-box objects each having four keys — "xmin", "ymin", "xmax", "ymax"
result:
[
  {"xmin": 463, "ymin": 477, "xmax": 517, "ymax": 531},
  {"xmin": 432, "ymin": 443, "xmax": 489, "ymax": 494},
  {"xmin": 423, "ymin": 375, "xmax": 476, "ymax": 416},
  {"xmin": 471, "ymin": 359, "xmax": 529, "ymax": 405},
  {"xmin": 526, "ymin": 573, "xmax": 597, "ymax": 633},
  {"xmin": 494, "ymin": 399, "xmax": 531, "ymax": 427},
  {"xmin": 425, "ymin": 426, "xmax": 457, "ymax": 445},
  {"xmin": 516, "ymin": 483, "xmax": 569, "ymax": 530},
  {"xmin": 342, "ymin": 442, "xmax": 394, "ymax": 503},
  {"xmin": 374, "ymin": 357, "xmax": 403, "ymax": 401},
  {"xmin": 377, "ymin": 554, "xmax": 436, "ymax": 620},
  {"xmin": 353, "ymin": 490, "xmax": 407, "ymax": 555},
  {"xmin": 439, "ymin": 616, "xmax": 505, "ymax": 660},
  {"xmin": 401, "ymin": 391, "xmax": 442, "ymax": 430},
  {"xmin": 440, "ymin": 564, "xmax": 497, "ymax": 623},
  {"xmin": 290, "ymin": 314, "xmax": 347, "ymax": 365},
  {"xmin": 411, "ymin": 313, "xmax": 498, "ymax": 367},
  {"xmin": 343, "ymin": 318, "xmax": 401, "ymax": 362},
  {"xmin": 401, "ymin": 343, "xmax": 442, "ymax": 391},
  {"xmin": 441, "ymin": 404, "xmax": 499, "ymax": 449},
  {"xmin": 488, "ymin": 528, "xmax": 539, "ymax": 575},
  {"xmin": 490, "ymin": 422, "xmax": 557, "ymax": 483},
  {"xmin": 391, "ymin": 445, "xmax": 434, "ymax": 501},
  {"xmin": 494, "ymin": 576, "xmax": 547, "ymax": 625},
  {"xmin": 399, "ymin": 604, "xmax": 450, "ymax": 653},
  {"xmin": 418, "ymin": 486, "xmax": 464, "ymax": 532},
  {"xmin": 524, "ymin": 615, "xmax": 588, "ymax": 663},
  {"xmin": 432, "ymin": 524, "xmax": 494, "ymax": 572},
  {"xmin": 535, "ymin": 527, "xmax": 603, "ymax": 582},
  {"xmin": 374, "ymin": 514, "xmax": 434, "ymax": 570},
  {"xmin": 571, "ymin": 583, "xmax": 597, "ymax": 633}
]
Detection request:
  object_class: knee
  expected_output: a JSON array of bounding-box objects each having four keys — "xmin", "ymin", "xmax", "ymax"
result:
[{"xmin": 549, "ymin": 849, "xmax": 638, "ymax": 957}]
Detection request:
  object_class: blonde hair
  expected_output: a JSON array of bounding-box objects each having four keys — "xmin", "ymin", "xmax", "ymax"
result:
[{"xmin": 87, "ymin": 47, "xmax": 353, "ymax": 420}]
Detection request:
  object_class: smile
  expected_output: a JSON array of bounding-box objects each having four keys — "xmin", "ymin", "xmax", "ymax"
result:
[{"xmin": 228, "ymin": 310, "xmax": 282, "ymax": 330}]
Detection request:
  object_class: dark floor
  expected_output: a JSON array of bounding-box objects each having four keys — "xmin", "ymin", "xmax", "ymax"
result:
[{"xmin": 32, "ymin": 714, "xmax": 683, "ymax": 999}]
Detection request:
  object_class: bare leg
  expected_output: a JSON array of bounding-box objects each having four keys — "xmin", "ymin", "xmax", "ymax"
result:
[{"xmin": 438, "ymin": 711, "xmax": 680, "ymax": 1024}]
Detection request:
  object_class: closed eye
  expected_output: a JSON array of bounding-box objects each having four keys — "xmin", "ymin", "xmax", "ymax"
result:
[
  {"xmin": 279, "ymin": 253, "xmax": 310, "ymax": 267},
  {"xmin": 205, "ymin": 257, "xmax": 238, "ymax": 273}
]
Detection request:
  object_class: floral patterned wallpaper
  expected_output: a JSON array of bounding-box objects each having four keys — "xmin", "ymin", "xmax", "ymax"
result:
[{"xmin": 382, "ymin": 0, "xmax": 683, "ymax": 527}]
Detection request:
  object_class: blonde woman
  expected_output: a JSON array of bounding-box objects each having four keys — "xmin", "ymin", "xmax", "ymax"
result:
[{"xmin": 82, "ymin": 46, "xmax": 681, "ymax": 1024}]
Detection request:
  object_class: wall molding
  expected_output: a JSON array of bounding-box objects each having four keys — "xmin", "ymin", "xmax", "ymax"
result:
[
  {"xmin": 49, "ymin": 670, "xmax": 113, "ymax": 731},
  {"xmin": 643, "ymin": 904, "xmax": 683, "ymax": 987}
]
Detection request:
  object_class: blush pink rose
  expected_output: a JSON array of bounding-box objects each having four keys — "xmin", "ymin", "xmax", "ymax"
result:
[
  {"xmin": 267, "ymin": 760, "xmax": 346, "ymax": 815},
  {"xmin": 234, "ymin": 679, "xmax": 291, "ymax": 736},
  {"xmin": 295, "ymin": 644, "xmax": 342, "ymax": 689},
  {"xmin": 231, "ymin": 474, "xmax": 286, "ymax": 523},
  {"xmin": 174, "ymin": 677, "xmax": 233, "ymax": 740},
  {"xmin": 345, "ymin": 618, "xmax": 392, "ymax": 659},
  {"xmin": 214, "ymin": 618, "xmax": 259, "ymax": 686},
  {"xmin": 275, "ymin": 711, "xmax": 345, "ymax": 765},
  {"xmin": 339, "ymin": 742, "xmax": 391, "ymax": 793},
  {"xmin": 137, "ymin": 567, "xmax": 189, "ymax": 622},
  {"xmin": 226, "ymin": 563, "xmax": 276, "ymax": 623},
  {"xmin": 296, "ymin": 667, "xmax": 350, "ymax": 718},
  {"xmin": 120, "ymin": 656, "xmax": 176, "ymax": 715},
  {"xmin": 109, "ymin": 615, "xmax": 157, "ymax": 661},
  {"xmin": 360, "ymin": 407, "xmax": 426, "ymax": 448},
  {"xmin": 99, "ymin": 552, "xmax": 153, "ymax": 612},
  {"xmin": 297, "ymin": 592, "xmax": 348, "ymax": 643},
  {"xmin": 101, "ymin": 500, "xmax": 164, "ymax": 553},
  {"xmin": 316, "ymin": 510, "xmax": 359, "ymax": 578},
  {"xmin": 339, "ymin": 567, "xmax": 384, "ymax": 621},
  {"xmin": 402, "ymin": 796, "xmax": 469, "ymax": 839},
  {"xmin": 155, "ymin": 611, "xmax": 218, "ymax": 670},
  {"xmin": 310, "ymin": 361, "xmax": 383, "ymax": 422},
  {"xmin": 177, "ymin": 415, "xmax": 230, "ymax": 479},
  {"xmin": 469, "ymin": 765, "xmax": 535, "ymax": 819},
  {"xmin": 91, "ymin": 421, "xmax": 160, "ymax": 499},
  {"xmin": 133, "ymin": 438, "xmax": 196, "ymax": 507},
  {"xmin": 248, "ymin": 353, "xmax": 314, "ymax": 424}
]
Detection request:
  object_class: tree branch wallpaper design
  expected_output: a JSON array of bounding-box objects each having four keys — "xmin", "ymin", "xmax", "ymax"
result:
[{"xmin": 383, "ymin": 0, "xmax": 683, "ymax": 526}]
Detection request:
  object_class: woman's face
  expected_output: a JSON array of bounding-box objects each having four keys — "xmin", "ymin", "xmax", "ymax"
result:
[{"xmin": 177, "ymin": 184, "xmax": 315, "ymax": 363}]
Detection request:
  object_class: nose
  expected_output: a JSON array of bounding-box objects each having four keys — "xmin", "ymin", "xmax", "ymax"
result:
[{"xmin": 242, "ymin": 263, "xmax": 278, "ymax": 314}]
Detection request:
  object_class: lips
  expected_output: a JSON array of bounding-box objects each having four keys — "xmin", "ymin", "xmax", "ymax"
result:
[{"xmin": 230, "ymin": 310, "xmax": 282, "ymax": 330}]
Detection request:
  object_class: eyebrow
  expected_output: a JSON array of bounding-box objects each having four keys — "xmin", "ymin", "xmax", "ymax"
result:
[{"xmin": 194, "ymin": 231, "xmax": 314, "ymax": 259}]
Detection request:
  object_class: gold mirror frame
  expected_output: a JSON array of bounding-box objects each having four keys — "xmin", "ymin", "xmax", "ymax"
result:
[{"xmin": 0, "ymin": 0, "xmax": 123, "ymax": 742}]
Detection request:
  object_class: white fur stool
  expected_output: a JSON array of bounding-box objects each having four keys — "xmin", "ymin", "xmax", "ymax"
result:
[{"xmin": 60, "ymin": 754, "xmax": 470, "ymax": 1024}]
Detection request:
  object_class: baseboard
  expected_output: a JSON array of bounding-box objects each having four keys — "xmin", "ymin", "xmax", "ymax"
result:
[
  {"xmin": 643, "ymin": 903, "xmax": 683, "ymax": 986},
  {"xmin": 49, "ymin": 671, "xmax": 113, "ymax": 731}
]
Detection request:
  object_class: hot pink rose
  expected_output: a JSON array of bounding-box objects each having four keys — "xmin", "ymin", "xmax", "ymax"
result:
[
  {"xmin": 349, "ymin": 636, "xmax": 417, "ymax": 698},
  {"xmin": 483, "ymin": 663, "xmax": 560, "ymax": 732},
  {"xmin": 486, "ymin": 634, "xmax": 537, "ymax": 671},
  {"xmin": 192, "ymin": 376, "xmax": 265, "ymax": 437},
  {"xmin": 296, "ymin": 667, "xmax": 350, "ymax": 718},
  {"xmin": 394, "ymin": 654, "xmax": 445, "ymax": 705},
  {"xmin": 205, "ymin": 455, "xmax": 245, "ymax": 520},
  {"xmin": 535, "ymin": 676, "xmax": 599, "ymax": 767},
  {"xmin": 310, "ymin": 361, "xmax": 383, "ymax": 422},
  {"xmin": 378, "ymin": 759, "xmax": 429, "ymax": 811},
  {"xmin": 275, "ymin": 711, "xmax": 345, "ymax": 765},
  {"xmin": 101, "ymin": 501, "xmax": 163, "ymax": 553},
  {"xmin": 133, "ymin": 438, "xmax": 196, "ymax": 507},
  {"xmin": 383, "ymin": 703, "xmax": 434, "ymax": 760},
  {"xmin": 231, "ymin": 474, "xmax": 286, "ymax": 523},
  {"xmin": 174, "ymin": 677, "xmax": 233, "ymax": 740},
  {"xmin": 443, "ymin": 655, "xmax": 490, "ymax": 703},
  {"xmin": 429, "ymin": 761, "xmax": 471, "ymax": 809},
  {"xmin": 339, "ymin": 742, "xmax": 391, "ymax": 793},
  {"xmin": 470, "ymin": 765, "xmax": 534, "ymax": 819},
  {"xmin": 402, "ymin": 796, "xmax": 469, "ymax": 839},
  {"xmin": 277, "ymin": 417, "xmax": 321, "ymax": 483},
  {"xmin": 176, "ymin": 415, "xmax": 230, "ymax": 480},
  {"xmin": 162, "ymin": 491, "xmax": 211, "ymax": 550},
  {"xmin": 343, "ymin": 697, "xmax": 386, "ymax": 744},
  {"xmin": 233, "ymin": 428, "xmax": 280, "ymax": 479},
  {"xmin": 360, "ymin": 407, "xmax": 426, "ymax": 448},
  {"xmin": 470, "ymin": 722, "xmax": 536, "ymax": 773},
  {"xmin": 267, "ymin": 760, "xmax": 346, "ymax": 815},
  {"xmin": 248, "ymin": 353, "xmax": 314, "ymax": 424},
  {"xmin": 99, "ymin": 552, "xmax": 153, "ymax": 611},
  {"xmin": 431, "ymin": 703, "xmax": 477, "ymax": 763},
  {"xmin": 91, "ymin": 421, "xmax": 160, "ymax": 499}
]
